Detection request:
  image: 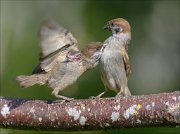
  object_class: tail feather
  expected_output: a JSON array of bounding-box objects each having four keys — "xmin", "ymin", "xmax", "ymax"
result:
[{"xmin": 16, "ymin": 74, "xmax": 46, "ymax": 88}]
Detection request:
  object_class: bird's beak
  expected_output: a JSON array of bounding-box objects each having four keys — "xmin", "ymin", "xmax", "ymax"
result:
[{"xmin": 103, "ymin": 24, "xmax": 110, "ymax": 30}]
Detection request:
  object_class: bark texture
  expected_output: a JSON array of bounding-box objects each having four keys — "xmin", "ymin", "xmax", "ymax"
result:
[{"xmin": 0, "ymin": 91, "xmax": 179, "ymax": 131}]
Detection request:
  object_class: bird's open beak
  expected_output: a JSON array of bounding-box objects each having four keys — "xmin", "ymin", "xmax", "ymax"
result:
[{"xmin": 103, "ymin": 24, "xmax": 110, "ymax": 30}]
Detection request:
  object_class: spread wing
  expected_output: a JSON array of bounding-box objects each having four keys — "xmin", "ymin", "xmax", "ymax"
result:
[
  {"xmin": 123, "ymin": 50, "xmax": 131, "ymax": 79},
  {"xmin": 33, "ymin": 20, "xmax": 78, "ymax": 73}
]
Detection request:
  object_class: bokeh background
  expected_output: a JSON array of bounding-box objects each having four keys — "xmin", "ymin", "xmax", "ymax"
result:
[{"xmin": 0, "ymin": 0, "xmax": 180, "ymax": 134}]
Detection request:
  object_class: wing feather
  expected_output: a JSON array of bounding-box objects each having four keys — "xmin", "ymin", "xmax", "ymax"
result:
[
  {"xmin": 123, "ymin": 50, "xmax": 131, "ymax": 79},
  {"xmin": 35, "ymin": 20, "xmax": 79, "ymax": 72}
]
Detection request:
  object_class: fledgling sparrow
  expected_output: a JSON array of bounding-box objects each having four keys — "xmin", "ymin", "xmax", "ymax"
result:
[
  {"xmin": 16, "ymin": 20, "xmax": 102, "ymax": 101},
  {"xmin": 97, "ymin": 18, "xmax": 132, "ymax": 99}
]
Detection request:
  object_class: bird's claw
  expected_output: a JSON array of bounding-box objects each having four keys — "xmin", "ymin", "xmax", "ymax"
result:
[
  {"xmin": 89, "ymin": 96, "xmax": 101, "ymax": 100},
  {"xmin": 53, "ymin": 98, "xmax": 74, "ymax": 104}
]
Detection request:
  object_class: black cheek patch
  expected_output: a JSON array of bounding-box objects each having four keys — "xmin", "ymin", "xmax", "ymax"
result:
[{"xmin": 115, "ymin": 28, "xmax": 120, "ymax": 33}]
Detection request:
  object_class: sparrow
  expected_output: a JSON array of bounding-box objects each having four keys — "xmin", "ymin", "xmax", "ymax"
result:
[
  {"xmin": 96, "ymin": 18, "xmax": 132, "ymax": 99},
  {"xmin": 16, "ymin": 20, "xmax": 102, "ymax": 101}
]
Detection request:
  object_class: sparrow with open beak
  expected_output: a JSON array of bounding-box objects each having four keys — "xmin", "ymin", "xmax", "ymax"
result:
[
  {"xmin": 16, "ymin": 20, "xmax": 102, "ymax": 101},
  {"xmin": 96, "ymin": 18, "xmax": 132, "ymax": 99}
]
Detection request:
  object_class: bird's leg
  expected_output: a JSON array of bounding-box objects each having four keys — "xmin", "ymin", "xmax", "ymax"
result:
[
  {"xmin": 115, "ymin": 86, "xmax": 131, "ymax": 99},
  {"xmin": 96, "ymin": 91, "xmax": 106, "ymax": 98},
  {"xmin": 90, "ymin": 91, "xmax": 106, "ymax": 99},
  {"xmin": 115, "ymin": 91, "xmax": 124, "ymax": 100},
  {"xmin": 52, "ymin": 90, "xmax": 74, "ymax": 101}
]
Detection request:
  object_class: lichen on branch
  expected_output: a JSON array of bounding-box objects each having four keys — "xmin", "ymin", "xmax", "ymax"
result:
[{"xmin": 0, "ymin": 91, "xmax": 179, "ymax": 131}]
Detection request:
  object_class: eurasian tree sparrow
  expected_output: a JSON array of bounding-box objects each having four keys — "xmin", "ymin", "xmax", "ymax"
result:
[
  {"xmin": 97, "ymin": 18, "xmax": 132, "ymax": 98},
  {"xmin": 16, "ymin": 20, "xmax": 102, "ymax": 101}
]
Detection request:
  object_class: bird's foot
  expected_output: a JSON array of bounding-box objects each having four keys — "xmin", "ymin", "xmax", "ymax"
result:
[
  {"xmin": 53, "ymin": 98, "xmax": 74, "ymax": 104},
  {"xmin": 89, "ymin": 96, "xmax": 101, "ymax": 100}
]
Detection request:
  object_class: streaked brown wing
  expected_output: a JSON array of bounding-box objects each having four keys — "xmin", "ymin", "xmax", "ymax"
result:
[{"xmin": 123, "ymin": 50, "xmax": 131, "ymax": 79}]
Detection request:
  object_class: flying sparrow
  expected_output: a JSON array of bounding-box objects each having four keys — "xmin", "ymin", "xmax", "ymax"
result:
[
  {"xmin": 96, "ymin": 18, "xmax": 132, "ymax": 99},
  {"xmin": 16, "ymin": 20, "xmax": 102, "ymax": 101}
]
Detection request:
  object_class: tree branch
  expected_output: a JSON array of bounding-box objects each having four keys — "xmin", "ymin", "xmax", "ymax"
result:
[{"xmin": 0, "ymin": 91, "xmax": 179, "ymax": 131}]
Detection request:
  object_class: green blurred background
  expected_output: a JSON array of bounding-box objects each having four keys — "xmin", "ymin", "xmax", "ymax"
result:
[{"xmin": 0, "ymin": 0, "xmax": 180, "ymax": 134}]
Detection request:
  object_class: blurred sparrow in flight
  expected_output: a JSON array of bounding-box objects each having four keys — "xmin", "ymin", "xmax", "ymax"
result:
[
  {"xmin": 16, "ymin": 20, "xmax": 102, "ymax": 101},
  {"xmin": 97, "ymin": 18, "xmax": 132, "ymax": 99}
]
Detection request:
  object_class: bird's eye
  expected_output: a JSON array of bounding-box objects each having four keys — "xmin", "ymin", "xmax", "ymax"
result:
[{"xmin": 111, "ymin": 23, "xmax": 114, "ymax": 27}]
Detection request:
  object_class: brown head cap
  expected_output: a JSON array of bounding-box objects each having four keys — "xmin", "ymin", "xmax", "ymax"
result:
[
  {"xmin": 81, "ymin": 42, "xmax": 102, "ymax": 58},
  {"xmin": 104, "ymin": 18, "xmax": 131, "ymax": 34}
]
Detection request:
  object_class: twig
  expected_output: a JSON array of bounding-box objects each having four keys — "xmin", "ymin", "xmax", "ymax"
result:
[{"xmin": 0, "ymin": 91, "xmax": 179, "ymax": 131}]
